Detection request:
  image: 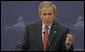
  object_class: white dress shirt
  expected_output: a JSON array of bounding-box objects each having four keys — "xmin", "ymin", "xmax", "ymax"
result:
[{"xmin": 42, "ymin": 22, "xmax": 52, "ymax": 42}]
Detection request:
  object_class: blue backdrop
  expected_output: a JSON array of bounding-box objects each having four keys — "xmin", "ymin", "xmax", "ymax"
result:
[{"xmin": 1, "ymin": 1, "xmax": 84, "ymax": 51}]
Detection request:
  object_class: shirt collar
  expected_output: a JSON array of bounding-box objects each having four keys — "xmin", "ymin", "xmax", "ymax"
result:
[{"xmin": 42, "ymin": 22, "xmax": 52, "ymax": 30}]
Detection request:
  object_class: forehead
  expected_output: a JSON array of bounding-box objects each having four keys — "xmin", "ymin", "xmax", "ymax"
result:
[{"xmin": 41, "ymin": 7, "xmax": 53, "ymax": 12}]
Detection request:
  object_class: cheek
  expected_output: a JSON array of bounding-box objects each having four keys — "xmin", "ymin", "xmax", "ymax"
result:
[
  {"xmin": 40, "ymin": 17, "xmax": 45, "ymax": 21},
  {"xmin": 50, "ymin": 16, "xmax": 55, "ymax": 21}
]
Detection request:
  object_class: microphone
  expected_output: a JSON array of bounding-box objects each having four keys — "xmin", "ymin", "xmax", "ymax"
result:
[{"xmin": 43, "ymin": 31, "xmax": 51, "ymax": 46}]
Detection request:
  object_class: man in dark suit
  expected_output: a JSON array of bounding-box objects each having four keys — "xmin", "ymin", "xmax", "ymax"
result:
[{"xmin": 15, "ymin": 1, "xmax": 74, "ymax": 51}]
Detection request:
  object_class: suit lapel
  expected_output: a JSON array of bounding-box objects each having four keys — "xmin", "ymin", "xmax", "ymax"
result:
[
  {"xmin": 45, "ymin": 21, "xmax": 60, "ymax": 51},
  {"xmin": 36, "ymin": 21, "xmax": 43, "ymax": 51},
  {"xmin": 30, "ymin": 21, "xmax": 43, "ymax": 51}
]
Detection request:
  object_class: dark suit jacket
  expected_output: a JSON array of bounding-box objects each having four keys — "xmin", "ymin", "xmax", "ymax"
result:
[{"xmin": 15, "ymin": 21, "xmax": 74, "ymax": 51}]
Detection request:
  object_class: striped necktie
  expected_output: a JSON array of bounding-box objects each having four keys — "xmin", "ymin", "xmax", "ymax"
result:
[{"xmin": 43, "ymin": 26, "xmax": 48, "ymax": 51}]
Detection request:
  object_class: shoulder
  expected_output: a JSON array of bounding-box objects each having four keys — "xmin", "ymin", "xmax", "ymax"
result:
[
  {"xmin": 25, "ymin": 21, "xmax": 41, "ymax": 28},
  {"xmin": 53, "ymin": 21, "xmax": 69, "ymax": 31},
  {"xmin": 53, "ymin": 21, "xmax": 69, "ymax": 37}
]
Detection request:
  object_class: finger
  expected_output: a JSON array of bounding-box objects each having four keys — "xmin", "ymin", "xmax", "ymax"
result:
[
  {"xmin": 67, "ymin": 36, "xmax": 74, "ymax": 42},
  {"xmin": 68, "ymin": 41, "xmax": 72, "ymax": 44},
  {"xmin": 66, "ymin": 37, "xmax": 70, "ymax": 42},
  {"xmin": 67, "ymin": 34, "xmax": 73, "ymax": 37},
  {"xmin": 67, "ymin": 34, "xmax": 74, "ymax": 41},
  {"xmin": 67, "ymin": 36, "xmax": 74, "ymax": 43},
  {"xmin": 66, "ymin": 37, "xmax": 72, "ymax": 44},
  {"xmin": 66, "ymin": 37, "xmax": 69, "ymax": 41},
  {"xmin": 66, "ymin": 37, "xmax": 69, "ymax": 43},
  {"xmin": 66, "ymin": 37, "xmax": 73, "ymax": 43}
]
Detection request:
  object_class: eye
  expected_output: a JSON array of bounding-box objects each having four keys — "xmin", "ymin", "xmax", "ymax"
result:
[
  {"xmin": 43, "ymin": 13, "xmax": 47, "ymax": 16},
  {"xmin": 48, "ymin": 13, "xmax": 52, "ymax": 15}
]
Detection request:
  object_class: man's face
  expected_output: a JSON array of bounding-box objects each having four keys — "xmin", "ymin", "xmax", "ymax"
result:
[{"xmin": 39, "ymin": 7, "xmax": 56, "ymax": 26}]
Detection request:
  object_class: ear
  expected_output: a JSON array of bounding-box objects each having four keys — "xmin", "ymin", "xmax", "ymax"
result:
[
  {"xmin": 39, "ymin": 13, "xmax": 41, "ymax": 18},
  {"xmin": 54, "ymin": 12, "xmax": 56, "ymax": 18}
]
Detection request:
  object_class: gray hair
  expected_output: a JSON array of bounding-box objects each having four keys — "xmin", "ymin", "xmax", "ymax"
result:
[{"xmin": 39, "ymin": 1, "xmax": 56, "ymax": 14}]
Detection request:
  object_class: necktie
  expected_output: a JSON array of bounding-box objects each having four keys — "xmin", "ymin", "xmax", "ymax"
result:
[{"xmin": 43, "ymin": 26, "xmax": 48, "ymax": 51}]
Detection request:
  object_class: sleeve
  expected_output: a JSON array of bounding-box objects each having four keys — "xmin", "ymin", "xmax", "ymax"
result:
[
  {"xmin": 65, "ymin": 43, "xmax": 72, "ymax": 49},
  {"xmin": 60, "ymin": 28, "xmax": 74, "ymax": 51},
  {"xmin": 15, "ymin": 25, "xmax": 30, "ymax": 51}
]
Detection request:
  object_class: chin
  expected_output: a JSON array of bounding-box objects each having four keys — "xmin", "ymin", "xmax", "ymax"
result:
[
  {"xmin": 46, "ymin": 23, "xmax": 51, "ymax": 26},
  {"xmin": 44, "ymin": 22, "xmax": 51, "ymax": 26}
]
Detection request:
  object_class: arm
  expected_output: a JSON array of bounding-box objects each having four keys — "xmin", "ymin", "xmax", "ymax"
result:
[
  {"xmin": 60, "ymin": 28, "xmax": 74, "ymax": 51},
  {"xmin": 15, "ymin": 25, "xmax": 30, "ymax": 51}
]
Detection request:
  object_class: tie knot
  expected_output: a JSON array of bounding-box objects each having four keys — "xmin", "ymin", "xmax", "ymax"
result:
[{"xmin": 45, "ymin": 26, "xmax": 48, "ymax": 30}]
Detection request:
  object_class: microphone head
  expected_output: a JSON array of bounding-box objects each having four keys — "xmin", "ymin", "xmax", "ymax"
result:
[{"xmin": 43, "ymin": 31, "xmax": 45, "ymax": 34}]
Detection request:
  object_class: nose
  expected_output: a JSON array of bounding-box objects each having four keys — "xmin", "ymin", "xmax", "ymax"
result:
[{"xmin": 46, "ymin": 15, "xmax": 49, "ymax": 19}]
